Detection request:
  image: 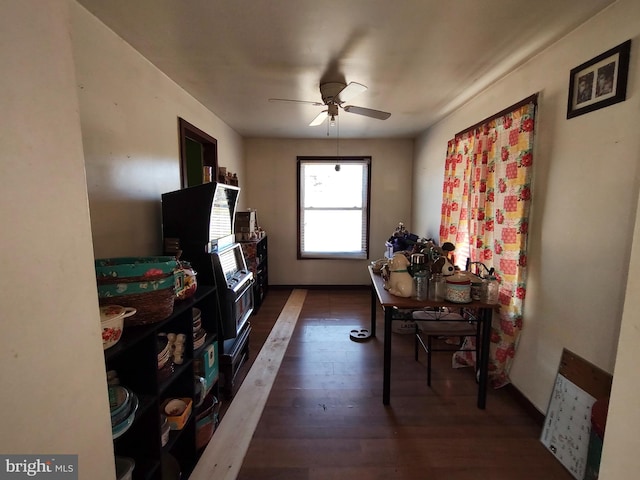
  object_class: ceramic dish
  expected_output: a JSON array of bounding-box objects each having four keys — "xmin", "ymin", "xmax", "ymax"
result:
[
  {"xmin": 192, "ymin": 316, "xmax": 202, "ymax": 333},
  {"xmin": 157, "ymin": 333, "xmax": 169, "ymax": 352},
  {"xmin": 157, "ymin": 350, "xmax": 171, "ymax": 370},
  {"xmin": 192, "ymin": 308, "xmax": 203, "ymax": 333},
  {"xmin": 193, "ymin": 329, "xmax": 206, "ymax": 350},
  {"xmin": 109, "ymin": 385, "xmax": 131, "ymax": 418},
  {"xmin": 164, "ymin": 398, "xmax": 187, "ymax": 416},
  {"xmin": 112, "ymin": 393, "xmax": 139, "ymax": 440},
  {"xmin": 157, "ymin": 343, "xmax": 171, "ymax": 362},
  {"xmin": 157, "ymin": 360, "xmax": 174, "ymax": 382},
  {"xmin": 157, "ymin": 335, "xmax": 170, "ymax": 363},
  {"xmin": 100, "ymin": 305, "xmax": 136, "ymax": 349}
]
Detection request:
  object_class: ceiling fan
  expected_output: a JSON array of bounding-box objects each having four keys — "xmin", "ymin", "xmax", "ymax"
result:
[{"xmin": 269, "ymin": 81, "xmax": 391, "ymax": 126}]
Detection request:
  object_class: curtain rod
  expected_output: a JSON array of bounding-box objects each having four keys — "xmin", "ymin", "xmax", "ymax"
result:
[{"xmin": 454, "ymin": 93, "xmax": 539, "ymax": 139}]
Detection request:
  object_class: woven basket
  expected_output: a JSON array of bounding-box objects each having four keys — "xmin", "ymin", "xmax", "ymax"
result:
[
  {"xmin": 95, "ymin": 257, "xmax": 177, "ymax": 284},
  {"xmin": 99, "ymin": 286, "xmax": 175, "ymax": 326},
  {"xmin": 95, "ymin": 257, "xmax": 178, "ymax": 326}
]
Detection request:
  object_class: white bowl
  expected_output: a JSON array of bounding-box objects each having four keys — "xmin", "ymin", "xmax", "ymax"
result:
[
  {"xmin": 100, "ymin": 305, "xmax": 136, "ymax": 350},
  {"xmin": 164, "ymin": 398, "xmax": 187, "ymax": 416}
]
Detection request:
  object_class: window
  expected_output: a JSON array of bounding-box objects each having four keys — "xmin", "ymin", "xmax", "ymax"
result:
[{"xmin": 297, "ymin": 157, "xmax": 371, "ymax": 259}]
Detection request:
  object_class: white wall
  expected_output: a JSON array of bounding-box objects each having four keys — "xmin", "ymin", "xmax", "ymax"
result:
[
  {"xmin": 601, "ymin": 185, "xmax": 640, "ymax": 478},
  {"xmin": 0, "ymin": 1, "xmax": 114, "ymax": 477},
  {"xmin": 71, "ymin": 4, "xmax": 245, "ymax": 259},
  {"xmin": 244, "ymin": 138, "xmax": 413, "ymax": 285},
  {"xmin": 0, "ymin": 2, "xmax": 247, "ymax": 476},
  {"xmin": 413, "ymin": 0, "xmax": 640, "ymax": 474}
]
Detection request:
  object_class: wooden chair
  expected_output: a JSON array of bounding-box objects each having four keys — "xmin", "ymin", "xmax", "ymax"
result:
[{"xmin": 413, "ymin": 310, "xmax": 480, "ymax": 386}]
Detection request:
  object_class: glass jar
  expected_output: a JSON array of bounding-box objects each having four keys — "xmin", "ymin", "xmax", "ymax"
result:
[
  {"xmin": 430, "ymin": 273, "xmax": 446, "ymax": 301},
  {"xmin": 481, "ymin": 275, "xmax": 499, "ymax": 304},
  {"xmin": 413, "ymin": 270, "xmax": 428, "ymax": 301},
  {"xmin": 471, "ymin": 281, "xmax": 482, "ymax": 301}
]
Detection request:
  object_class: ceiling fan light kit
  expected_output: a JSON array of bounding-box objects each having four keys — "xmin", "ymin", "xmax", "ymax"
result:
[{"xmin": 269, "ymin": 80, "xmax": 391, "ymax": 127}]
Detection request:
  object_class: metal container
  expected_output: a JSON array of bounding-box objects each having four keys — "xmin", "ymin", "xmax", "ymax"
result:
[
  {"xmin": 410, "ymin": 253, "xmax": 426, "ymax": 273},
  {"xmin": 445, "ymin": 273, "xmax": 472, "ymax": 303}
]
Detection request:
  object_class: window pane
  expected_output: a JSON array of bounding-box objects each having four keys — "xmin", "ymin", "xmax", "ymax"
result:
[
  {"xmin": 303, "ymin": 164, "xmax": 364, "ymax": 208},
  {"xmin": 303, "ymin": 210, "xmax": 363, "ymax": 253},
  {"xmin": 298, "ymin": 157, "xmax": 370, "ymax": 260}
]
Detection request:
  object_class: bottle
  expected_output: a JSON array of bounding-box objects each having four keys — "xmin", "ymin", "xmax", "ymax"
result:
[
  {"xmin": 414, "ymin": 270, "xmax": 428, "ymax": 301},
  {"xmin": 482, "ymin": 275, "xmax": 499, "ymax": 304},
  {"xmin": 430, "ymin": 273, "xmax": 446, "ymax": 301}
]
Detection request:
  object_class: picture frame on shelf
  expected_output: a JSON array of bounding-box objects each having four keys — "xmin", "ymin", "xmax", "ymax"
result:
[{"xmin": 566, "ymin": 39, "xmax": 631, "ymax": 119}]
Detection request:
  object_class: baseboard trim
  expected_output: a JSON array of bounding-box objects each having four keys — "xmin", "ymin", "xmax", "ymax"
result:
[{"xmin": 504, "ymin": 383, "xmax": 545, "ymax": 426}]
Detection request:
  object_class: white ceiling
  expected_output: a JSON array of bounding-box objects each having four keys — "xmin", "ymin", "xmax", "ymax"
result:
[{"xmin": 77, "ymin": 0, "xmax": 614, "ymax": 139}]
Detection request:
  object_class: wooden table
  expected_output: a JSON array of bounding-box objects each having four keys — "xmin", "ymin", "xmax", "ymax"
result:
[{"xmin": 368, "ymin": 266, "xmax": 494, "ymax": 409}]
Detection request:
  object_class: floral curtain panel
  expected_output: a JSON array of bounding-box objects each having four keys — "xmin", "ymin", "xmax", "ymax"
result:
[{"xmin": 440, "ymin": 99, "xmax": 536, "ymax": 388}]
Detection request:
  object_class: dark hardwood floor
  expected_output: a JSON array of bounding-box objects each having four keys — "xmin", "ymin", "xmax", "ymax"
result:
[{"xmin": 222, "ymin": 288, "xmax": 571, "ymax": 480}]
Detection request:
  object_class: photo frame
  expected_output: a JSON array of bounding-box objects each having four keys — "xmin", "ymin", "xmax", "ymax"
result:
[{"xmin": 566, "ymin": 39, "xmax": 631, "ymax": 119}]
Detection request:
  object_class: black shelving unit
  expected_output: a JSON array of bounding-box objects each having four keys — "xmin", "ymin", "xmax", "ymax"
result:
[
  {"xmin": 240, "ymin": 235, "xmax": 268, "ymax": 312},
  {"xmin": 104, "ymin": 285, "xmax": 219, "ymax": 480}
]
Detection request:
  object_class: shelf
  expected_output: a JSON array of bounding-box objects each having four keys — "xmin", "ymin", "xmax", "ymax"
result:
[
  {"xmin": 104, "ymin": 286, "xmax": 217, "ymax": 363},
  {"xmin": 239, "ymin": 236, "xmax": 268, "ymax": 313},
  {"xmin": 128, "ymin": 456, "xmax": 159, "ymax": 480},
  {"xmin": 194, "ymin": 332, "xmax": 217, "ymax": 358},
  {"xmin": 104, "ymin": 284, "xmax": 220, "ymax": 480},
  {"xmin": 158, "ymin": 360, "xmax": 193, "ymax": 397},
  {"xmin": 164, "ymin": 415, "xmax": 195, "ymax": 452}
]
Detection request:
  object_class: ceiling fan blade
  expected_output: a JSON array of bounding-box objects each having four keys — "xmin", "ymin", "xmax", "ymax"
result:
[
  {"xmin": 269, "ymin": 98, "xmax": 324, "ymax": 106},
  {"xmin": 335, "ymin": 82, "xmax": 367, "ymax": 104},
  {"xmin": 343, "ymin": 105, "xmax": 391, "ymax": 120},
  {"xmin": 309, "ymin": 110, "xmax": 328, "ymax": 126}
]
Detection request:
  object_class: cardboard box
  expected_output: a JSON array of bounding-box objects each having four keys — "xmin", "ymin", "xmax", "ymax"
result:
[{"xmin": 162, "ymin": 397, "xmax": 192, "ymax": 430}]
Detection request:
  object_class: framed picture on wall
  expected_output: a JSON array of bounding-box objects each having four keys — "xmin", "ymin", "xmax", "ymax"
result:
[{"xmin": 566, "ymin": 39, "xmax": 631, "ymax": 119}]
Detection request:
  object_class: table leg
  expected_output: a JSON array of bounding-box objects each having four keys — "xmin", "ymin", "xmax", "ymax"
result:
[
  {"xmin": 477, "ymin": 307, "xmax": 492, "ymax": 409},
  {"xmin": 383, "ymin": 306, "xmax": 393, "ymax": 405},
  {"xmin": 370, "ymin": 282, "xmax": 377, "ymax": 338}
]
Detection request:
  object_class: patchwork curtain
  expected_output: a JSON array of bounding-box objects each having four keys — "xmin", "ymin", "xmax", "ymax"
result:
[{"xmin": 440, "ymin": 98, "xmax": 536, "ymax": 388}]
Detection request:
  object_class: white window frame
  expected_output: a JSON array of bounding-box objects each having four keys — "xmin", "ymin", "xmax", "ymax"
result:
[{"xmin": 297, "ymin": 156, "xmax": 371, "ymax": 260}]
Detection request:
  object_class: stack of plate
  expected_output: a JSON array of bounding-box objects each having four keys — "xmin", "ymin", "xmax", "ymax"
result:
[
  {"xmin": 192, "ymin": 308, "xmax": 206, "ymax": 350},
  {"xmin": 110, "ymin": 385, "xmax": 139, "ymax": 439},
  {"xmin": 157, "ymin": 334, "xmax": 174, "ymax": 381},
  {"xmin": 192, "ymin": 308, "xmax": 202, "ymax": 331}
]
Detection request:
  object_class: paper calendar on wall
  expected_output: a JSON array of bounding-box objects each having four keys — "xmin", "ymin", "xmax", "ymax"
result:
[
  {"xmin": 541, "ymin": 374, "xmax": 596, "ymax": 479},
  {"xmin": 540, "ymin": 349, "xmax": 612, "ymax": 480}
]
